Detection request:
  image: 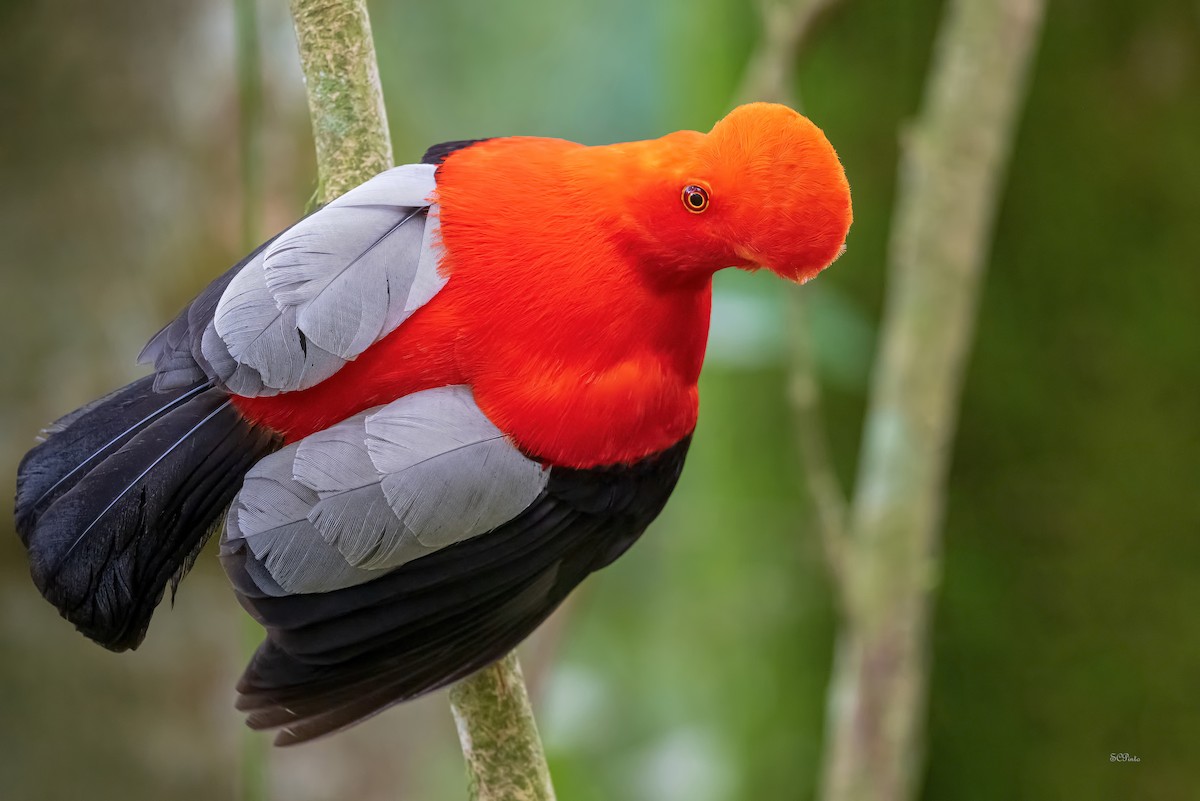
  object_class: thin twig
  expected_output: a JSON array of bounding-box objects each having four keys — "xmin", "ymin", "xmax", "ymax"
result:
[
  {"xmin": 736, "ymin": 0, "xmax": 852, "ymax": 605},
  {"xmin": 784, "ymin": 299, "xmax": 850, "ymax": 599}
]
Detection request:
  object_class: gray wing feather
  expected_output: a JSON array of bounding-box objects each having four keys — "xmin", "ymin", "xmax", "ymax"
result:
[
  {"xmin": 292, "ymin": 421, "xmax": 379, "ymax": 492},
  {"xmin": 210, "ymin": 252, "xmax": 302, "ymax": 392},
  {"xmin": 224, "ymin": 448, "xmax": 382, "ymax": 594},
  {"xmin": 248, "ymin": 520, "xmax": 373, "ymax": 595},
  {"xmin": 260, "ymin": 163, "xmax": 437, "ymax": 362},
  {"xmin": 222, "ymin": 386, "xmax": 548, "ymax": 595},
  {"xmin": 329, "ymin": 163, "xmax": 436, "ymax": 208},
  {"xmin": 367, "ymin": 388, "xmax": 548, "ymax": 548},
  {"xmin": 150, "ymin": 350, "xmax": 208, "ymax": 392},
  {"xmin": 210, "ymin": 256, "xmax": 349, "ymax": 393},
  {"xmin": 154, "ymin": 163, "xmax": 443, "ymax": 397},
  {"xmin": 310, "ymin": 484, "xmax": 437, "ymax": 570},
  {"xmin": 140, "ymin": 308, "xmax": 207, "ymax": 391},
  {"xmin": 398, "ymin": 202, "xmax": 447, "ymax": 321},
  {"xmin": 200, "ymin": 322, "xmax": 273, "ymax": 397},
  {"xmin": 263, "ymin": 206, "xmax": 426, "ymax": 360},
  {"xmin": 293, "ymin": 418, "xmax": 439, "ymax": 569}
]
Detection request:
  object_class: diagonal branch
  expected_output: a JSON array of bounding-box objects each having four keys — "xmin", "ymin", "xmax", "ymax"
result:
[
  {"xmin": 784, "ymin": 300, "xmax": 851, "ymax": 598},
  {"xmin": 738, "ymin": 3, "xmax": 1044, "ymax": 800}
]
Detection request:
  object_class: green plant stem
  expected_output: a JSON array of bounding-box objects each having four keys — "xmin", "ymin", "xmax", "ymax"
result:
[
  {"xmin": 289, "ymin": 0, "xmax": 392, "ymax": 203},
  {"xmin": 449, "ymin": 652, "xmax": 558, "ymax": 801},
  {"xmin": 286, "ymin": 3, "xmax": 554, "ymax": 797}
]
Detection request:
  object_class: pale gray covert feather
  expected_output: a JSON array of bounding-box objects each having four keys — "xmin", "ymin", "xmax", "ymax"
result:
[
  {"xmin": 204, "ymin": 259, "xmax": 348, "ymax": 395},
  {"xmin": 190, "ymin": 162, "xmax": 446, "ymax": 395},
  {"xmin": 221, "ymin": 386, "xmax": 549, "ymax": 595}
]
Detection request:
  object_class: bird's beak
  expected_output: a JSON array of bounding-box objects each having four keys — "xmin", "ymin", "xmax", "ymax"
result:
[{"xmin": 739, "ymin": 241, "xmax": 847, "ymax": 284}]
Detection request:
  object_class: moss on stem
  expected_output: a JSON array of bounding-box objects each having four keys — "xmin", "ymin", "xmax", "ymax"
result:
[
  {"xmin": 289, "ymin": 0, "xmax": 393, "ymax": 203},
  {"xmin": 450, "ymin": 652, "xmax": 557, "ymax": 801}
]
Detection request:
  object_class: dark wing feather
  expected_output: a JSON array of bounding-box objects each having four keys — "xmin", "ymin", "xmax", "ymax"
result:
[
  {"xmin": 138, "ymin": 238, "xmax": 279, "ymax": 392},
  {"xmin": 421, "ymin": 138, "xmax": 493, "ymax": 165},
  {"xmin": 227, "ymin": 437, "xmax": 691, "ymax": 744},
  {"xmin": 253, "ymin": 567, "xmax": 563, "ymax": 745},
  {"xmin": 15, "ymin": 377, "xmax": 209, "ymax": 540}
]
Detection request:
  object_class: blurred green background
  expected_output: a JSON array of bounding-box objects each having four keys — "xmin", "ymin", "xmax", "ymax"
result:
[{"xmin": 1, "ymin": 0, "xmax": 1197, "ymax": 799}]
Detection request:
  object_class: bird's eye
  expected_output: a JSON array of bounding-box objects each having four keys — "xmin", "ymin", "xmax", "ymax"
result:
[{"xmin": 681, "ymin": 185, "xmax": 710, "ymax": 213}]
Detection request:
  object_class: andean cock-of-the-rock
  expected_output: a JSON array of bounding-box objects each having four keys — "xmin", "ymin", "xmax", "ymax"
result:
[{"xmin": 15, "ymin": 102, "xmax": 851, "ymax": 744}]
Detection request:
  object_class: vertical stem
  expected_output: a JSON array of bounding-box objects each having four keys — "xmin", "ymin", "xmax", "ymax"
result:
[
  {"xmin": 289, "ymin": 0, "xmax": 393, "ymax": 203},
  {"xmin": 286, "ymin": 3, "xmax": 554, "ymax": 797},
  {"xmin": 819, "ymin": 1, "xmax": 1045, "ymax": 800},
  {"xmin": 450, "ymin": 653, "xmax": 558, "ymax": 801},
  {"xmin": 234, "ymin": 0, "xmax": 268, "ymax": 798}
]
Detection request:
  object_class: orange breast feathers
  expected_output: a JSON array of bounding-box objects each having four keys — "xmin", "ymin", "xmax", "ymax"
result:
[{"xmin": 234, "ymin": 103, "xmax": 853, "ymax": 468}]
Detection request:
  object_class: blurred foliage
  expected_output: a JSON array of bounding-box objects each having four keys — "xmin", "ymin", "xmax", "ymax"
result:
[{"xmin": 0, "ymin": 0, "xmax": 1197, "ymax": 799}]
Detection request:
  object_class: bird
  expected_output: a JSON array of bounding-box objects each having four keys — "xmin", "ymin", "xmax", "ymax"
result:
[{"xmin": 14, "ymin": 102, "xmax": 851, "ymax": 745}]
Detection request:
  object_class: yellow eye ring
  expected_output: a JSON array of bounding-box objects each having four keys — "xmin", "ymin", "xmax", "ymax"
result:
[{"xmin": 682, "ymin": 184, "xmax": 710, "ymax": 213}]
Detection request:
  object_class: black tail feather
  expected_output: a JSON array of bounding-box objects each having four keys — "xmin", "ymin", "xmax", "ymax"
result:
[
  {"xmin": 15, "ymin": 377, "xmax": 209, "ymax": 540},
  {"xmin": 15, "ymin": 378, "xmax": 280, "ymax": 651}
]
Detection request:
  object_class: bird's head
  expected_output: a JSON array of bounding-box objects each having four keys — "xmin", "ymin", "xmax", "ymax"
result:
[{"xmin": 614, "ymin": 102, "xmax": 852, "ymax": 284}]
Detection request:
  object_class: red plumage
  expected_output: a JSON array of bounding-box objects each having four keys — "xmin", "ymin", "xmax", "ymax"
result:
[{"xmin": 235, "ymin": 103, "xmax": 851, "ymax": 467}]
